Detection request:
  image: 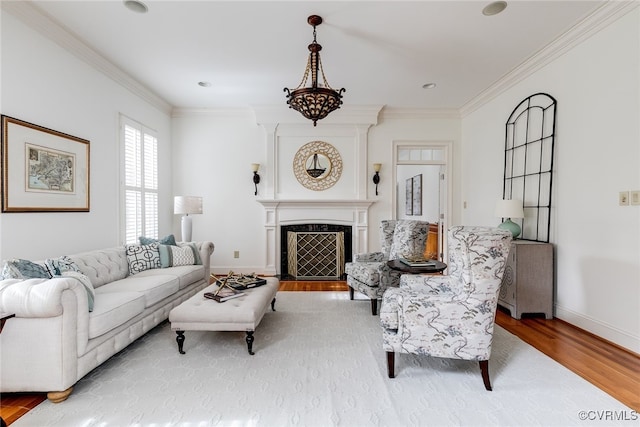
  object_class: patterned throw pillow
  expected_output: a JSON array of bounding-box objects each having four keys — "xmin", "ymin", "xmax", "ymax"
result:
[
  {"xmin": 44, "ymin": 255, "xmax": 81, "ymax": 277},
  {"xmin": 1, "ymin": 259, "xmax": 50, "ymax": 279},
  {"xmin": 177, "ymin": 243, "xmax": 202, "ymax": 265},
  {"xmin": 139, "ymin": 234, "xmax": 177, "ymax": 246},
  {"xmin": 125, "ymin": 243, "xmax": 161, "ymax": 275},
  {"xmin": 159, "ymin": 244, "xmax": 195, "ymax": 267}
]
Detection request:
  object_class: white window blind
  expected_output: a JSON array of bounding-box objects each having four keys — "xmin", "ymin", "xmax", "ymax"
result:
[{"xmin": 122, "ymin": 117, "xmax": 158, "ymax": 244}]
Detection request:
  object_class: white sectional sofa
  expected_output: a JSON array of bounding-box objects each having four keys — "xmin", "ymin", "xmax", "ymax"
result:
[{"xmin": 0, "ymin": 241, "xmax": 214, "ymax": 402}]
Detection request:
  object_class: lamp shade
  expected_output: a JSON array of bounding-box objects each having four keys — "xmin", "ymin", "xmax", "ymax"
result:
[
  {"xmin": 174, "ymin": 196, "xmax": 203, "ymax": 215},
  {"xmin": 494, "ymin": 199, "xmax": 524, "ymax": 219}
]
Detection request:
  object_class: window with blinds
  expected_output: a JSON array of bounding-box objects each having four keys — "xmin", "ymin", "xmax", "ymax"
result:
[{"xmin": 121, "ymin": 116, "xmax": 158, "ymax": 244}]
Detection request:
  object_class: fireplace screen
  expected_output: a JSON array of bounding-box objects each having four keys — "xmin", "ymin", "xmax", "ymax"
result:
[{"xmin": 287, "ymin": 231, "xmax": 345, "ymax": 279}]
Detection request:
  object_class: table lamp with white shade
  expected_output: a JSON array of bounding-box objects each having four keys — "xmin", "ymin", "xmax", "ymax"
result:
[
  {"xmin": 174, "ymin": 196, "xmax": 203, "ymax": 242},
  {"xmin": 494, "ymin": 199, "xmax": 524, "ymax": 238}
]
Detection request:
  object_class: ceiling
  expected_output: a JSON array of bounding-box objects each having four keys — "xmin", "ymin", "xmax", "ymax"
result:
[{"xmin": 27, "ymin": 0, "xmax": 606, "ymax": 111}]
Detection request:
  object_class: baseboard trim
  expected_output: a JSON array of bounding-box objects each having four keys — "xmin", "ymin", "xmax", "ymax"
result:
[{"xmin": 555, "ymin": 304, "xmax": 640, "ymax": 355}]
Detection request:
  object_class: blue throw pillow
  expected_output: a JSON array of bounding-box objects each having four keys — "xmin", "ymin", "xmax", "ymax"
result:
[
  {"xmin": 1, "ymin": 259, "xmax": 50, "ymax": 279},
  {"xmin": 139, "ymin": 234, "xmax": 177, "ymax": 246}
]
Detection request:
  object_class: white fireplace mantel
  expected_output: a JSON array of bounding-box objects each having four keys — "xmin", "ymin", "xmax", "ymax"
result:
[{"xmin": 257, "ymin": 199, "xmax": 376, "ymax": 275}]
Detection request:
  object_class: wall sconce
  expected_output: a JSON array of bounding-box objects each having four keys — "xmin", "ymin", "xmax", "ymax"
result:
[
  {"xmin": 372, "ymin": 163, "xmax": 381, "ymax": 195},
  {"xmin": 251, "ymin": 163, "xmax": 260, "ymax": 196}
]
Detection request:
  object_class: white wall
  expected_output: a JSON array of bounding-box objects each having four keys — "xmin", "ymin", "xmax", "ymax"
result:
[
  {"xmin": 368, "ymin": 116, "xmax": 462, "ymax": 238},
  {"xmin": 461, "ymin": 9, "xmax": 640, "ymax": 352},
  {"xmin": 0, "ymin": 11, "xmax": 172, "ymax": 260},
  {"xmin": 171, "ymin": 112, "xmax": 461, "ymax": 270}
]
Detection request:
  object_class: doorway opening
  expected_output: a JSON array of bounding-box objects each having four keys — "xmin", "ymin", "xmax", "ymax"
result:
[{"xmin": 392, "ymin": 142, "xmax": 452, "ymax": 261}]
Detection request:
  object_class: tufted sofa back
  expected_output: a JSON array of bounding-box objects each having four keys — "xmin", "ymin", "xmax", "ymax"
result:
[{"xmin": 69, "ymin": 247, "xmax": 129, "ymax": 288}]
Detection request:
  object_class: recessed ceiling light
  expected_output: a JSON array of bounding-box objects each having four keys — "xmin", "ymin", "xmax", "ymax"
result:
[
  {"xmin": 123, "ymin": 0, "xmax": 148, "ymax": 14},
  {"xmin": 198, "ymin": 81, "xmax": 212, "ymax": 88},
  {"xmin": 482, "ymin": 1, "xmax": 507, "ymax": 16},
  {"xmin": 422, "ymin": 83, "xmax": 436, "ymax": 89}
]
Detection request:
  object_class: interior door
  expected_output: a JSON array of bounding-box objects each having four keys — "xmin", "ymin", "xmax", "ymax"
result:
[{"xmin": 393, "ymin": 143, "xmax": 451, "ymax": 261}]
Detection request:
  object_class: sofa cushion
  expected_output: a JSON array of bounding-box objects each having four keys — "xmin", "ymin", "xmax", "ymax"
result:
[
  {"xmin": 125, "ymin": 243, "xmax": 161, "ymax": 274},
  {"xmin": 1, "ymin": 259, "xmax": 50, "ymax": 279},
  {"xmin": 89, "ymin": 290, "xmax": 146, "ymax": 339},
  {"xmin": 134, "ymin": 265, "xmax": 203, "ymax": 290},
  {"xmin": 97, "ymin": 274, "xmax": 180, "ymax": 308}
]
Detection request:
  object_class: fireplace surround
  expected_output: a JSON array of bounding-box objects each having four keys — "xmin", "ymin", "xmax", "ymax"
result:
[{"xmin": 256, "ymin": 199, "xmax": 375, "ymax": 276}]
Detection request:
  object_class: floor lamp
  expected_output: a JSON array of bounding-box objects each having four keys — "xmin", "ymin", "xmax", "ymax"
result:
[{"xmin": 174, "ymin": 196, "xmax": 203, "ymax": 242}]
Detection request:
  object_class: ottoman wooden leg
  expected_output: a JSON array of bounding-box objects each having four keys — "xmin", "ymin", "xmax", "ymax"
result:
[
  {"xmin": 176, "ymin": 331, "xmax": 186, "ymax": 354},
  {"xmin": 271, "ymin": 297, "xmax": 276, "ymax": 311},
  {"xmin": 246, "ymin": 331, "xmax": 255, "ymax": 355}
]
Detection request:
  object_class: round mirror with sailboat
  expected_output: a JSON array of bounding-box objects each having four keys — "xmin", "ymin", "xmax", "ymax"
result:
[{"xmin": 293, "ymin": 141, "xmax": 342, "ymax": 191}]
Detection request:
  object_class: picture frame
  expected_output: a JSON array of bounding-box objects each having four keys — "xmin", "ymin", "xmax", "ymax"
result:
[
  {"xmin": 412, "ymin": 174, "xmax": 422, "ymax": 216},
  {"xmin": 1, "ymin": 115, "xmax": 90, "ymax": 212},
  {"xmin": 405, "ymin": 178, "xmax": 413, "ymax": 215}
]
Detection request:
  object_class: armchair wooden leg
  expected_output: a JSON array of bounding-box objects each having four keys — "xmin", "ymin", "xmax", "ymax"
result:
[
  {"xmin": 387, "ymin": 352, "xmax": 395, "ymax": 378},
  {"xmin": 370, "ymin": 298, "xmax": 378, "ymax": 315},
  {"xmin": 479, "ymin": 360, "xmax": 492, "ymax": 391},
  {"xmin": 349, "ymin": 286, "xmax": 354, "ymax": 300}
]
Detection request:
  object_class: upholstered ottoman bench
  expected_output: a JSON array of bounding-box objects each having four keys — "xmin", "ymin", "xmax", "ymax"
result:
[{"xmin": 168, "ymin": 277, "xmax": 279, "ymax": 355}]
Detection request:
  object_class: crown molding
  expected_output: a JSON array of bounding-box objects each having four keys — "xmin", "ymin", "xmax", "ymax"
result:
[
  {"xmin": 171, "ymin": 108, "xmax": 255, "ymax": 119},
  {"xmin": 1, "ymin": 1, "xmax": 173, "ymax": 115},
  {"xmin": 380, "ymin": 107, "xmax": 461, "ymax": 120},
  {"xmin": 459, "ymin": 0, "xmax": 639, "ymax": 117},
  {"xmin": 251, "ymin": 105, "xmax": 383, "ymax": 126}
]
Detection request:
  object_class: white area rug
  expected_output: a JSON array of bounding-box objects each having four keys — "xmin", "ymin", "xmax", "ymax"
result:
[{"xmin": 15, "ymin": 292, "xmax": 631, "ymax": 427}]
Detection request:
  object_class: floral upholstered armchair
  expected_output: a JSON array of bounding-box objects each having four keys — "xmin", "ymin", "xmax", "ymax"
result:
[
  {"xmin": 380, "ymin": 226, "xmax": 512, "ymax": 390},
  {"xmin": 345, "ymin": 220, "xmax": 429, "ymax": 315}
]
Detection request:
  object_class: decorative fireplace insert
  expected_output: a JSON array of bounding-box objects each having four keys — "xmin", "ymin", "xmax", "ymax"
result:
[{"xmin": 280, "ymin": 224, "xmax": 352, "ymax": 280}]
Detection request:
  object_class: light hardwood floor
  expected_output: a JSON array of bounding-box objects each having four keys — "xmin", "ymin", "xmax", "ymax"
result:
[{"xmin": 1, "ymin": 281, "xmax": 638, "ymax": 425}]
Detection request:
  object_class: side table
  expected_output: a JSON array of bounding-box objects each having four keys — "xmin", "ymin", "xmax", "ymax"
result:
[{"xmin": 386, "ymin": 259, "xmax": 447, "ymax": 275}]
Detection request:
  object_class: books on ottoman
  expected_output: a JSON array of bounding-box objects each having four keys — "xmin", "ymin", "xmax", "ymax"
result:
[
  {"xmin": 204, "ymin": 287, "xmax": 245, "ymax": 303},
  {"xmin": 210, "ymin": 273, "xmax": 267, "ymax": 290}
]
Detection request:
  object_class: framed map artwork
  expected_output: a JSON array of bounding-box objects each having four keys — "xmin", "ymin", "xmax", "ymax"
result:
[{"xmin": 1, "ymin": 115, "xmax": 90, "ymax": 212}]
